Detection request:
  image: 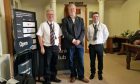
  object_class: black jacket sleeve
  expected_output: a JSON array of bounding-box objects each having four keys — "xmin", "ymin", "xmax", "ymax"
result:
[
  {"xmin": 78, "ymin": 18, "xmax": 85, "ymax": 42},
  {"xmin": 62, "ymin": 18, "xmax": 75, "ymax": 42}
]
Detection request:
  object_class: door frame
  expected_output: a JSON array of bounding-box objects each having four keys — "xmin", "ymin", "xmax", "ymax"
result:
[{"xmin": 4, "ymin": 0, "xmax": 14, "ymax": 77}]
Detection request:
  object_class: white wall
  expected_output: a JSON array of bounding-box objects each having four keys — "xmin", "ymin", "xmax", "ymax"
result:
[
  {"xmin": 86, "ymin": 2, "xmax": 98, "ymax": 26},
  {"xmin": 21, "ymin": 1, "xmax": 47, "ymax": 28},
  {"xmin": 105, "ymin": 1, "xmax": 123, "ymax": 36},
  {"xmin": 13, "ymin": 0, "xmax": 22, "ymax": 9},
  {"xmin": 56, "ymin": 3, "xmax": 64, "ymax": 23},
  {"xmin": 0, "ymin": 6, "xmax": 2, "ymax": 55},
  {"xmin": 105, "ymin": 0, "xmax": 140, "ymax": 36},
  {"xmin": 21, "ymin": 5, "xmax": 46, "ymax": 28},
  {"xmin": 0, "ymin": 0, "xmax": 8, "ymax": 54},
  {"xmin": 121, "ymin": 0, "xmax": 140, "ymax": 32},
  {"xmin": 0, "ymin": 16, "xmax": 2, "ymax": 55}
]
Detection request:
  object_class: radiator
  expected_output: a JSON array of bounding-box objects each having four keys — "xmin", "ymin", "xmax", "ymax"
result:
[{"xmin": 0, "ymin": 54, "xmax": 10, "ymax": 81}]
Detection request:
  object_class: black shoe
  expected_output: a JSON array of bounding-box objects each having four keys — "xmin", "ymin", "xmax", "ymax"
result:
[
  {"xmin": 51, "ymin": 78, "xmax": 61, "ymax": 83},
  {"xmin": 89, "ymin": 74, "xmax": 95, "ymax": 79},
  {"xmin": 98, "ymin": 74, "xmax": 103, "ymax": 80},
  {"xmin": 42, "ymin": 81, "xmax": 51, "ymax": 84}
]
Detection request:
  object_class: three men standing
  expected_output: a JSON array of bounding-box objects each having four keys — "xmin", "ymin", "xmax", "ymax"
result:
[{"xmin": 37, "ymin": 3, "xmax": 109, "ymax": 84}]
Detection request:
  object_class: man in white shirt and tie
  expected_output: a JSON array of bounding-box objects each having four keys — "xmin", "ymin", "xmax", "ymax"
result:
[
  {"xmin": 37, "ymin": 9, "xmax": 62, "ymax": 84},
  {"xmin": 87, "ymin": 12, "xmax": 109, "ymax": 80}
]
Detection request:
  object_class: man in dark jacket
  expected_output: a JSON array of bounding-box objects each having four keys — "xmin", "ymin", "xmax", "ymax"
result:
[{"xmin": 61, "ymin": 3, "xmax": 89, "ymax": 83}]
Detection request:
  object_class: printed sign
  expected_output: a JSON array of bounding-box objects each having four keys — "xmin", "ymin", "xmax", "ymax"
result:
[
  {"xmin": 14, "ymin": 37, "xmax": 33, "ymax": 53},
  {"xmin": 23, "ymin": 28, "xmax": 35, "ymax": 33},
  {"xmin": 23, "ymin": 22, "xmax": 35, "ymax": 27}
]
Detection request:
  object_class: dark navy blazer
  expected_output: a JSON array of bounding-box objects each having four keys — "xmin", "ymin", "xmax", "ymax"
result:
[{"xmin": 62, "ymin": 16, "xmax": 85, "ymax": 48}]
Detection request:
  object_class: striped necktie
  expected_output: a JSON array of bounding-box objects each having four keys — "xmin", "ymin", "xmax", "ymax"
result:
[{"xmin": 49, "ymin": 23, "xmax": 55, "ymax": 46}]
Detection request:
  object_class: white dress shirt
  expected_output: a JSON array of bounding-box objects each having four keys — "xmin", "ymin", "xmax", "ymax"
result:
[
  {"xmin": 36, "ymin": 21, "xmax": 62, "ymax": 46},
  {"xmin": 87, "ymin": 22, "xmax": 109, "ymax": 45}
]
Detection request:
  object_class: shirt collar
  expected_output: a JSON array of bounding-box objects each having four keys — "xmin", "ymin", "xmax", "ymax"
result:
[
  {"xmin": 47, "ymin": 21, "xmax": 54, "ymax": 25},
  {"xmin": 93, "ymin": 21, "xmax": 99, "ymax": 26}
]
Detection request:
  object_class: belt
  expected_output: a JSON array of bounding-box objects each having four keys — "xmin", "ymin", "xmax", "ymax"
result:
[{"xmin": 90, "ymin": 44, "xmax": 103, "ymax": 46}]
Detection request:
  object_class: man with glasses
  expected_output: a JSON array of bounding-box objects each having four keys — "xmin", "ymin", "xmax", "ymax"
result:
[{"xmin": 37, "ymin": 9, "xmax": 62, "ymax": 84}]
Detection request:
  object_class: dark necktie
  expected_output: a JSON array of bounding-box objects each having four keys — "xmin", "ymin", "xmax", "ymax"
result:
[
  {"xmin": 93, "ymin": 24, "xmax": 98, "ymax": 40},
  {"xmin": 49, "ymin": 23, "xmax": 55, "ymax": 45}
]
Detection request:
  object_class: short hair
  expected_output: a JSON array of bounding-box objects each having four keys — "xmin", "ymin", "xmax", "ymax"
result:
[
  {"xmin": 46, "ymin": 9, "xmax": 54, "ymax": 14},
  {"xmin": 92, "ymin": 12, "xmax": 99, "ymax": 16},
  {"xmin": 68, "ymin": 3, "xmax": 76, "ymax": 8}
]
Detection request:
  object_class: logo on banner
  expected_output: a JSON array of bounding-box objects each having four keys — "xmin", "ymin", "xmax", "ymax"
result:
[
  {"xmin": 14, "ymin": 37, "xmax": 33, "ymax": 53},
  {"xmin": 19, "ymin": 41, "xmax": 28, "ymax": 47}
]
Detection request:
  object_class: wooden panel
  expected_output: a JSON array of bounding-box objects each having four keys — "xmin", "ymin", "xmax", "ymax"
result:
[
  {"xmin": 64, "ymin": 4, "xmax": 69, "ymax": 17},
  {"xmin": 4, "ymin": 0, "xmax": 13, "ymax": 55},
  {"xmin": 4, "ymin": 0, "xmax": 14, "ymax": 77}
]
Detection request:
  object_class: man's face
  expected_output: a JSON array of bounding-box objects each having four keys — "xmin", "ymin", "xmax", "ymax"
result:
[
  {"xmin": 68, "ymin": 5, "xmax": 76, "ymax": 16},
  {"xmin": 47, "ymin": 10, "xmax": 54, "ymax": 22},
  {"xmin": 92, "ymin": 14, "xmax": 99, "ymax": 23}
]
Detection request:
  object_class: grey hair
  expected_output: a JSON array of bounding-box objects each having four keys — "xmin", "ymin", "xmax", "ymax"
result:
[
  {"xmin": 46, "ymin": 9, "xmax": 54, "ymax": 14},
  {"xmin": 68, "ymin": 3, "xmax": 76, "ymax": 8}
]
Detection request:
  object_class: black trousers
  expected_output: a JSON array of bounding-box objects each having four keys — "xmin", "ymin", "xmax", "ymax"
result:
[
  {"xmin": 43, "ymin": 45, "xmax": 59, "ymax": 82},
  {"xmin": 89, "ymin": 44, "xmax": 104, "ymax": 75}
]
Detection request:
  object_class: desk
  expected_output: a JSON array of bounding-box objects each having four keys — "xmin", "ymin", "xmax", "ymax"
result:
[
  {"xmin": 122, "ymin": 43, "xmax": 140, "ymax": 69},
  {"xmin": 106, "ymin": 36, "xmax": 128, "ymax": 53}
]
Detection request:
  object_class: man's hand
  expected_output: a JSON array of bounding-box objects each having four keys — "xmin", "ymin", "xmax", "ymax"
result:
[
  {"xmin": 41, "ymin": 47, "xmax": 45, "ymax": 55},
  {"xmin": 75, "ymin": 40, "xmax": 81, "ymax": 45},
  {"xmin": 72, "ymin": 39, "xmax": 77, "ymax": 45},
  {"xmin": 59, "ymin": 45, "xmax": 61, "ymax": 52},
  {"xmin": 72, "ymin": 39, "xmax": 81, "ymax": 45}
]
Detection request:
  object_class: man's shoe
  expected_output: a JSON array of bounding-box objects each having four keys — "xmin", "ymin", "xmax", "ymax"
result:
[
  {"xmin": 70, "ymin": 77, "xmax": 76, "ymax": 83},
  {"xmin": 80, "ymin": 77, "xmax": 89, "ymax": 83},
  {"xmin": 98, "ymin": 74, "xmax": 103, "ymax": 80},
  {"xmin": 42, "ymin": 81, "xmax": 51, "ymax": 84},
  {"xmin": 89, "ymin": 74, "xmax": 95, "ymax": 79},
  {"xmin": 51, "ymin": 78, "xmax": 61, "ymax": 83}
]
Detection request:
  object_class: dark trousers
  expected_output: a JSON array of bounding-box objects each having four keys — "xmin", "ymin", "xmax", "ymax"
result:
[
  {"xmin": 43, "ymin": 46, "xmax": 59, "ymax": 82},
  {"xmin": 67, "ymin": 46, "xmax": 84, "ymax": 79},
  {"xmin": 89, "ymin": 44, "xmax": 104, "ymax": 75}
]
